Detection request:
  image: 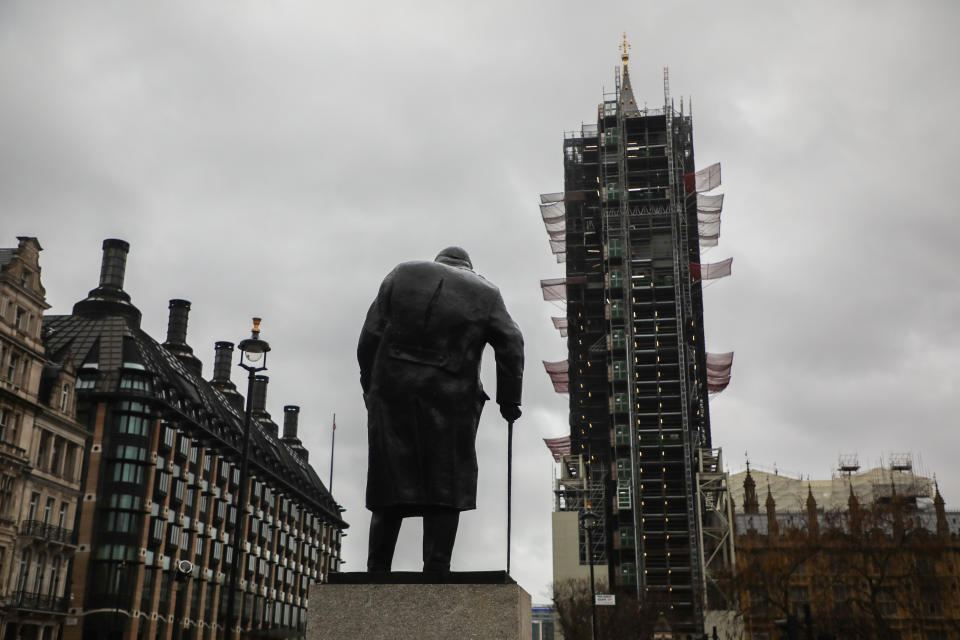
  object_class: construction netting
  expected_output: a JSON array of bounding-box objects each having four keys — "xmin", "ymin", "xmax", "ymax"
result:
[
  {"xmin": 697, "ymin": 193, "xmax": 724, "ymax": 213},
  {"xmin": 552, "ymin": 316, "xmax": 568, "ymax": 337},
  {"xmin": 540, "ymin": 193, "xmax": 564, "ymax": 204},
  {"xmin": 698, "ymin": 213, "xmax": 721, "ymax": 246},
  {"xmin": 689, "ymin": 258, "xmax": 732, "ymax": 281},
  {"xmin": 543, "ymin": 436, "xmax": 571, "ymax": 462},
  {"xmin": 540, "ymin": 193, "xmax": 567, "ymax": 263},
  {"xmin": 684, "ymin": 162, "xmax": 721, "ymax": 194},
  {"xmin": 697, "ymin": 193, "xmax": 724, "ymax": 247},
  {"xmin": 540, "ymin": 276, "xmax": 587, "ymax": 302},
  {"xmin": 543, "ymin": 360, "xmax": 569, "ymax": 393},
  {"xmin": 706, "ymin": 351, "xmax": 733, "ymax": 393}
]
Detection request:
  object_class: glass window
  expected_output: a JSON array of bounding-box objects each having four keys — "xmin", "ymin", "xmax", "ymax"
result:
[
  {"xmin": 151, "ymin": 517, "xmax": 164, "ymax": 543},
  {"xmin": 36, "ymin": 432, "xmax": 49, "ymax": 470},
  {"xmin": 59, "ymin": 384, "xmax": 71, "ymax": 412},
  {"xmin": 608, "ymin": 238, "xmax": 624, "ymax": 258},
  {"xmin": 33, "ymin": 552, "xmax": 46, "ymax": 593},
  {"xmin": 94, "ymin": 544, "xmax": 136, "ymax": 562},
  {"xmin": 172, "ymin": 480, "xmax": 185, "ymax": 503},
  {"xmin": 614, "ymin": 424, "xmax": 630, "ymax": 446},
  {"xmin": 6, "ymin": 353, "xmax": 19, "ymax": 382},
  {"xmin": 111, "ymin": 462, "xmax": 144, "ymax": 485},
  {"xmin": 613, "ymin": 393, "xmax": 628, "ymax": 413},
  {"xmin": 105, "ymin": 511, "xmax": 141, "ymax": 534},
  {"xmin": 0, "ymin": 408, "xmax": 11, "ymax": 442},
  {"xmin": 156, "ymin": 471, "xmax": 170, "ymax": 496},
  {"xmin": 610, "ymin": 300, "xmax": 624, "ymax": 319},
  {"xmin": 617, "ymin": 483, "xmax": 631, "ymax": 510},
  {"xmin": 119, "ymin": 374, "xmax": 150, "ymax": 391},
  {"xmin": 63, "ymin": 445, "xmax": 77, "ymax": 482},
  {"xmin": 612, "ymin": 361, "xmax": 626, "ymax": 381},
  {"xmin": 113, "ymin": 445, "xmax": 147, "ymax": 461},
  {"xmin": 108, "ymin": 494, "xmax": 142, "ymax": 511},
  {"xmin": 50, "ymin": 439, "xmax": 63, "ymax": 474},
  {"xmin": 117, "ymin": 414, "xmax": 149, "ymax": 437}
]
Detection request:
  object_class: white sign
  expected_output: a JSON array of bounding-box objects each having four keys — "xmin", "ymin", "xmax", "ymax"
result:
[{"xmin": 595, "ymin": 594, "xmax": 616, "ymax": 606}]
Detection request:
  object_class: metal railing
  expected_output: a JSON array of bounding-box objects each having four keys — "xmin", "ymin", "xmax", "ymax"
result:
[
  {"xmin": 19, "ymin": 520, "xmax": 76, "ymax": 545},
  {"xmin": 10, "ymin": 590, "xmax": 69, "ymax": 612}
]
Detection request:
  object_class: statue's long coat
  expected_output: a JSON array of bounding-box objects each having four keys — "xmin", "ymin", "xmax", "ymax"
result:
[{"xmin": 358, "ymin": 260, "xmax": 524, "ymax": 513}]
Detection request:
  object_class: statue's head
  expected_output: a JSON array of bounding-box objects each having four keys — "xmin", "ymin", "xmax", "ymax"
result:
[{"xmin": 435, "ymin": 246, "xmax": 472, "ymax": 270}]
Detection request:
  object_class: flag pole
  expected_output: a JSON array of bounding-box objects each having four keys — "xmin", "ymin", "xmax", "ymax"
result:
[{"xmin": 329, "ymin": 413, "xmax": 336, "ymax": 492}]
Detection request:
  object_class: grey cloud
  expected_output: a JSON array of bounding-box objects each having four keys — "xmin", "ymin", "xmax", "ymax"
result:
[{"xmin": 2, "ymin": 0, "xmax": 958, "ymax": 601}]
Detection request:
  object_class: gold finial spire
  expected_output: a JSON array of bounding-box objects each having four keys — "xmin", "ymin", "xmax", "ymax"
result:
[
  {"xmin": 621, "ymin": 32, "xmax": 630, "ymax": 65},
  {"xmin": 252, "ymin": 317, "xmax": 262, "ymax": 336}
]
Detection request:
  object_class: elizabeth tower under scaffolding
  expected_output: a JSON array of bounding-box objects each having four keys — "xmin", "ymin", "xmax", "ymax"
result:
[{"xmin": 541, "ymin": 41, "xmax": 734, "ymax": 634}]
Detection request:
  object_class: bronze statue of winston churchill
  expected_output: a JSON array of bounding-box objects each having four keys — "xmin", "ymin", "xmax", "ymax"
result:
[{"xmin": 357, "ymin": 247, "xmax": 524, "ymax": 572}]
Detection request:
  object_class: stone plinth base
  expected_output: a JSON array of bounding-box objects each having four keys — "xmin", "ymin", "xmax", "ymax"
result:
[{"xmin": 307, "ymin": 571, "xmax": 531, "ymax": 640}]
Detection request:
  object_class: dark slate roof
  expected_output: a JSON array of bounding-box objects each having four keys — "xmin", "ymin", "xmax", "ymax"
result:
[
  {"xmin": 44, "ymin": 310, "xmax": 346, "ymax": 528},
  {"xmin": 0, "ymin": 248, "xmax": 14, "ymax": 268}
]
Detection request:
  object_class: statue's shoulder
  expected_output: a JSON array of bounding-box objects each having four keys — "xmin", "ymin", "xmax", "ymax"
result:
[
  {"xmin": 389, "ymin": 260, "xmax": 442, "ymax": 280},
  {"xmin": 394, "ymin": 260, "xmax": 436, "ymax": 271}
]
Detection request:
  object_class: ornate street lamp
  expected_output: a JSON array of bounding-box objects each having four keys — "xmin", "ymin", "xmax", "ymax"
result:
[
  {"xmin": 226, "ymin": 318, "xmax": 270, "ymax": 640},
  {"xmin": 580, "ymin": 510, "xmax": 601, "ymax": 640}
]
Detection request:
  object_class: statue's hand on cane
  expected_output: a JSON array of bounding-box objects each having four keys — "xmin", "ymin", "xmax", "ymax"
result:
[{"xmin": 500, "ymin": 403, "xmax": 521, "ymax": 421}]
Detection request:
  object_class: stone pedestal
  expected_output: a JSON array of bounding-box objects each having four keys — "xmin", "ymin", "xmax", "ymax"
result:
[{"xmin": 306, "ymin": 571, "xmax": 532, "ymax": 640}]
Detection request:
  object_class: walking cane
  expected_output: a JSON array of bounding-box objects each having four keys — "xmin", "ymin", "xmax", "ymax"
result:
[{"xmin": 506, "ymin": 418, "xmax": 514, "ymax": 576}]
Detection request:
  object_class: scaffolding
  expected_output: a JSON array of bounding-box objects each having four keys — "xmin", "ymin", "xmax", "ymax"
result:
[
  {"xmin": 554, "ymin": 453, "xmax": 607, "ymax": 564},
  {"xmin": 538, "ymin": 46, "xmax": 735, "ymax": 635},
  {"xmin": 696, "ymin": 448, "xmax": 736, "ymax": 610}
]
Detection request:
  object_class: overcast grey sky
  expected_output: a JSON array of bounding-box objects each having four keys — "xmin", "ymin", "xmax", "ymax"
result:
[{"xmin": 2, "ymin": 1, "xmax": 959, "ymax": 601}]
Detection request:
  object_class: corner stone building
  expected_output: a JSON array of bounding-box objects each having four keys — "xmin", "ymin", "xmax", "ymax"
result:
[
  {"xmin": 0, "ymin": 237, "xmax": 85, "ymax": 640},
  {"xmin": 44, "ymin": 239, "xmax": 346, "ymax": 639}
]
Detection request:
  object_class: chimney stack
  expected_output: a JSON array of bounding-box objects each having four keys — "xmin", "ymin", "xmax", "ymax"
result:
[
  {"xmin": 210, "ymin": 341, "xmax": 244, "ymax": 412},
  {"xmin": 99, "ymin": 238, "xmax": 130, "ymax": 291},
  {"xmin": 73, "ymin": 239, "xmax": 141, "ymax": 324},
  {"xmin": 281, "ymin": 405, "xmax": 308, "ymax": 462},
  {"xmin": 250, "ymin": 376, "xmax": 279, "ymax": 438},
  {"xmin": 162, "ymin": 299, "xmax": 202, "ymax": 377},
  {"xmin": 212, "ymin": 342, "xmax": 234, "ymax": 384},
  {"xmin": 165, "ymin": 299, "xmax": 190, "ymax": 347},
  {"xmin": 283, "ymin": 405, "xmax": 300, "ymax": 440},
  {"xmin": 251, "ymin": 375, "xmax": 269, "ymax": 415}
]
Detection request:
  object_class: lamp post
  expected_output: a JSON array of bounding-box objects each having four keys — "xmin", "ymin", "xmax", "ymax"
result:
[
  {"xmin": 225, "ymin": 318, "xmax": 270, "ymax": 640},
  {"xmin": 580, "ymin": 510, "xmax": 600, "ymax": 640}
]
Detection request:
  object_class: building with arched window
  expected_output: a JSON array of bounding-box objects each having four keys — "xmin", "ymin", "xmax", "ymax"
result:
[{"xmin": 0, "ymin": 237, "xmax": 85, "ymax": 640}]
